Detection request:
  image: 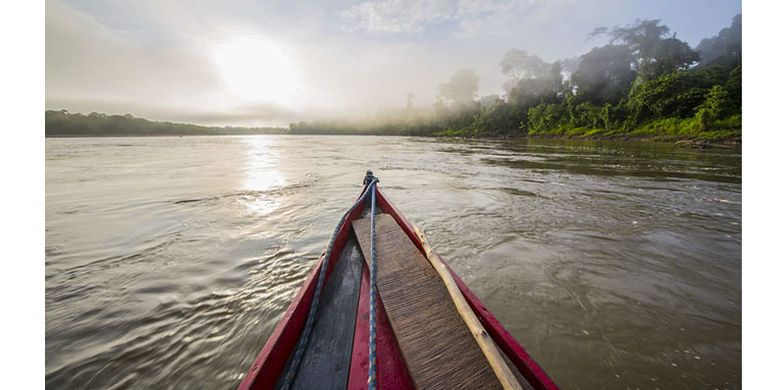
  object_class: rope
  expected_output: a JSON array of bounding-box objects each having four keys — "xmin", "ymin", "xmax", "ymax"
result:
[
  {"xmin": 278, "ymin": 178, "xmax": 378, "ymax": 390},
  {"xmin": 367, "ymin": 182, "xmax": 378, "ymax": 389}
]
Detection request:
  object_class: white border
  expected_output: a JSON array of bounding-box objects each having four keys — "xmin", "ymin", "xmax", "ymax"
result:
[
  {"xmin": 743, "ymin": 1, "xmax": 779, "ymax": 389},
  {"xmin": 0, "ymin": 0, "xmax": 45, "ymax": 388},
  {"xmin": 5, "ymin": 0, "xmax": 771, "ymax": 388}
]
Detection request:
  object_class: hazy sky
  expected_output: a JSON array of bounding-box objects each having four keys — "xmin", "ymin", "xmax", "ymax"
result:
[{"xmin": 46, "ymin": 0, "xmax": 741, "ymax": 126}]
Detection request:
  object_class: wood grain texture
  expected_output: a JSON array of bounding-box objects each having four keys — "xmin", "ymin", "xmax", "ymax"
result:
[
  {"xmin": 353, "ymin": 214, "xmax": 502, "ymax": 390},
  {"xmin": 348, "ymin": 258, "xmax": 415, "ymax": 390},
  {"xmin": 415, "ymin": 227, "xmax": 523, "ymax": 390}
]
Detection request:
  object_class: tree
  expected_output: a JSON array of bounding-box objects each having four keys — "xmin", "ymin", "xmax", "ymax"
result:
[
  {"xmin": 571, "ymin": 44, "xmax": 635, "ymax": 105},
  {"xmin": 438, "ymin": 69, "xmax": 479, "ymax": 107},
  {"xmin": 501, "ymin": 49, "xmax": 549, "ymax": 81},
  {"xmin": 592, "ymin": 19, "xmax": 699, "ymax": 79},
  {"xmin": 472, "ymin": 100, "xmax": 527, "ymax": 136},
  {"xmin": 649, "ymin": 38, "xmax": 702, "ymax": 75},
  {"xmin": 549, "ymin": 61, "xmax": 564, "ymax": 96},
  {"xmin": 724, "ymin": 65, "xmax": 741, "ymax": 114},
  {"xmin": 696, "ymin": 14, "xmax": 741, "ymax": 68},
  {"xmin": 500, "ymin": 49, "xmax": 563, "ymax": 107},
  {"xmin": 699, "ymin": 85, "xmax": 729, "ymax": 118},
  {"xmin": 479, "ymin": 94, "xmax": 502, "ymax": 110},
  {"xmin": 627, "ymin": 66, "xmax": 728, "ymax": 121}
]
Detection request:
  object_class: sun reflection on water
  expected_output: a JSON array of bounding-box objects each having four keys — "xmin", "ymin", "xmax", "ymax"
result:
[{"xmin": 241, "ymin": 136, "xmax": 285, "ymax": 216}]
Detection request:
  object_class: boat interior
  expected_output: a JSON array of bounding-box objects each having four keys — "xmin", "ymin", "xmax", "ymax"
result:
[{"xmin": 276, "ymin": 206, "xmax": 537, "ymax": 389}]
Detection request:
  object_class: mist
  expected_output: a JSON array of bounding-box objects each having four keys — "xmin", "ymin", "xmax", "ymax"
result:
[{"xmin": 46, "ymin": 0, "xmax": 741, "ymax": 127}]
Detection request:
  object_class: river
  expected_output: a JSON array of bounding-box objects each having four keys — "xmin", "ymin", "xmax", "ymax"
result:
[{"xmin": 45, "ymin": 135, "xmax": 741, "ymax": 389}]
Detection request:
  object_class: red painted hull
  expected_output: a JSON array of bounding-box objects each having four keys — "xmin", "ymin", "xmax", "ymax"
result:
[{"xmin": 238, "ymin": 185, "xmax": 558, "ymax": 390}]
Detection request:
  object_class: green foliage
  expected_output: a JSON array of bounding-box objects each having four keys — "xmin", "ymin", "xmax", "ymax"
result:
[
  {"xmin": 698, "ymin": 85, "xmax": 729, "ymax": 119},
  {"xmin": 625, "ymin": 114, "xmax": 740, "ymax": 141},
  {"xmin": 627, "ymin": 66, "xmax": 729, "ymax": 121},
  {"xmin": 504, "ymin": 16, "xmax": 736, "ymax": 141},
  {"xmin": 696, "ymin": 108, "xmax": 716, "ymax": 131},
  {"xmin": 471, "ymin": 101, "xmax": 527, "ymax": 136},
  {"xmin": 724, "ymin": 66, "xmax": 741, "ymax": 114},
  {"xmin": 572, "ymin": 102, "xmax": 601, "ymax": 128},
  {"xmin": 528, "ymin": 103, "xmax": 566, "ymax": 134}
]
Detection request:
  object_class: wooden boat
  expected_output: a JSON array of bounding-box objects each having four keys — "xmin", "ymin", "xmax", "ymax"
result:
[{"xmin": 239, "ymin": 172, "xmax": 558, "ymax": 390}]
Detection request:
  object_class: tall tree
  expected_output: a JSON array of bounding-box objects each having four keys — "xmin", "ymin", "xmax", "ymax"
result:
[
  {"xmin": 571, "ymin": 44, "xmax": 635, "ymax": 105},
  {"xmin": 500, "ymin": 49, "xmax": 549, "ymax": 81},
  {"xmin": 438, "ymin": 69, "xmax": 479, "ymax": 107},
  {"xmin": 500, "ymin": 49, "xmax": 563, "ymax": 106},
  {"xmin": 592, "ymin": 19, "xmax": 699, "ymax": 79},
  {"xmin": 696, "ymin": 14, "xmax": 741, "ymax": 67}
]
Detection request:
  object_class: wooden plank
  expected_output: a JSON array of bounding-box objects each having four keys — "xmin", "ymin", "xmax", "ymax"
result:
[
  {"xmin": 414, "ymin": 227, "xmax": 523, "ymax": 390},
  {"xmin": 277, "ymin": 236, "xmax": 364, "ymax": 390},
  {"xmin": 353, "ymin": 214, "xmax": 502, "ymax": 390},
  {"xmin": 348, "ymin": 259, "xmax": 415, "ymax": 390},
  {"xmin": 376, "ymin": 187, "xmax": 558, "ymax": 390}
]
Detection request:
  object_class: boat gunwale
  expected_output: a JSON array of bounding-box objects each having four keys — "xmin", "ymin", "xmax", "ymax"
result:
[
  {"xmin": 238, "ymin": 183, "xmax": 558, "ymax": 390},
  {"xmin": 237, "ymin": 185, "xmax": 371, "ymax": 390}
]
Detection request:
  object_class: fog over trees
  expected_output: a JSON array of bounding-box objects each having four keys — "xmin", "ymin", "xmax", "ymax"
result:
[
  {"xmin": 47, "ymin": 14, "xmax": 741, "ymax": 141},
  {"xmin": 291, "ymin": 14, "xmax": 741, "ymax": 141}
]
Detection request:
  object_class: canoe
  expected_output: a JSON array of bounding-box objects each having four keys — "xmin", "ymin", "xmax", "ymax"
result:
[{"xmin": 238, "ymin": 172, "xmax": 558, "ymax": 390}]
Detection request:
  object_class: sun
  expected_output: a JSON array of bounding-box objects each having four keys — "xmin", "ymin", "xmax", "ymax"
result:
[{"xmin": 214, "ymin": 36, "xmax": 299, "ymax": 105}]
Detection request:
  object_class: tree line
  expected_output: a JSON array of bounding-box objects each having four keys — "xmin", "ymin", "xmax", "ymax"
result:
[
  {"xmin": 292, "ymin": 15, "xmax": 741, "ymax": 141},
  {"xmin": 45, "ymin": 110, "xmax": 287, "ymax": 137}
]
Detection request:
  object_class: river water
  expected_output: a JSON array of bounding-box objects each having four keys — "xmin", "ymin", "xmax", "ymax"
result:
[{"xmin": 45, "ymin": 136, "xmax": 741, "ymax": 389}]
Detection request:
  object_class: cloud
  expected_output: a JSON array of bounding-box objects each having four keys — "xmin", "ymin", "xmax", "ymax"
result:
[
  {"xmin": 341, "ymin": 0, "xmax": 457, "ymax": 34},
  {"xmin": 46, "ymin": 1, "xmax": 222, "ymax": 104},
  {"xmin": 456, "ymin": 0, "xmax": 548, "ymax": 37},
  {"xmin": 339, "ymin": 0, "xmax": 545, "ymax": 35},
  {"xmin": 45, "ymin": 0, "xmax": 295, "ymax": 126},
  {"xmin": 339, "ymin": 0, "xmax": 625, "ymax": 47},
  {"xmin": 46, "ymin": 0, "xmax": 741, "ymax": 126}
]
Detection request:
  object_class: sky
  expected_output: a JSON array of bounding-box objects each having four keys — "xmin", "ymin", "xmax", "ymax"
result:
[{"xmin": 45, "ymin": 0, "xmax": 741, "ymax": 127}]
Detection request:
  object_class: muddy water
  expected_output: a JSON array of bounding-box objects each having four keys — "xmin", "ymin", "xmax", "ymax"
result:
[{"xmin": 45, "ymin": 136, "xmax": 741, "ymax": 389}]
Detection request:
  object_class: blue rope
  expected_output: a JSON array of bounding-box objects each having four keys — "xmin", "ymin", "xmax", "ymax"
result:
[
  {"xmin": 278, "ymin": 179, "xmax": 378, "ymax": 390},
  {"xmin": 367, "ymin": 182, "xmax": 378, "ymax": 389}
]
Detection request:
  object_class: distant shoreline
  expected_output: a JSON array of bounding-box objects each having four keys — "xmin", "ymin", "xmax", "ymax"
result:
[
  {"xmin": 45, "ymin": 131, "xmax": 741, "ymax": 149},
  {"xmin": 46, "ymin": 109, "xmax": 740, "ymax": 147},
  {"xmin": 45, "ymin": 110, "xmax": 288, "ymax": 138},
  {"xmin": 45, "ymin": 133, "xmax": 287, "ymax": 138}
]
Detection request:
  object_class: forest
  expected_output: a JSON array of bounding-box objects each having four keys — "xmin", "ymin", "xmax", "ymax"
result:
[
  {"xmin": 45, "ymin": 110, "xmax": 286, "ymax": 137},
  {"xmin": 291, "ymin": 15, "xmax": 741, "ymax": 141}
]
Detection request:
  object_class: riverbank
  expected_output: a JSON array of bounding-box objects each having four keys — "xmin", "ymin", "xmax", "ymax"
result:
[
  {"xmin": 528, "ymin": 133, "xmax": 741, "ymax": 149},
  {"xmin": 537, "ymin": 114, "xmax": 740, "ymax": 142},
  {"xmin": 434, "ymin": 114, "xmax": 741, "ymax": 148}
]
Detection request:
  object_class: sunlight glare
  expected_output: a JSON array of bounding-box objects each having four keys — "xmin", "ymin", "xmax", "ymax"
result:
[
  {"xmin": 241, "ymin": 136, "xmax": 285, "ymax": 216},
  {"xmin": 214, "ymin": 36, "xmax": 299, "ymax": 105}
]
